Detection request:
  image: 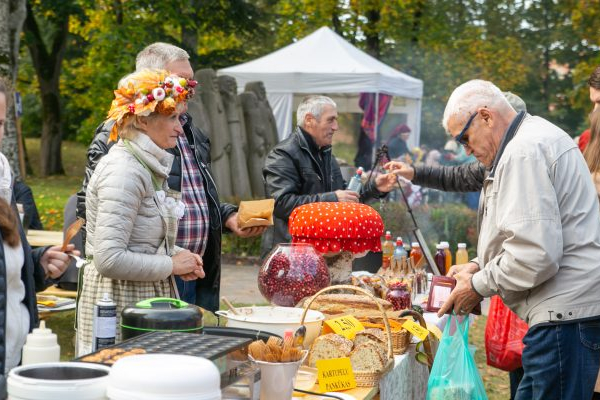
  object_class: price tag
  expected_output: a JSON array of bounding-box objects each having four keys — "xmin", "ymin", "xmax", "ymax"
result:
[
  {"xmin": 402, "ymin": 319, "xmax": 430, "ymax": 341},
  {"xmin": 316, "ymin": 357, "xmax": 356, "ymax": 392},
  {"xmin": 323, "ymin": 315, "xmax": 364, "ymax": 340}
]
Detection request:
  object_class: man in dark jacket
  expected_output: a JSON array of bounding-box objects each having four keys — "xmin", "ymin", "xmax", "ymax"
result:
[
  {"xmin": 76, "ymin": 43, "xmax": 263, "ymax": 312},
  {"xmin": 262, "ymin": 95, "xmax": 397, "ymax": 256}
]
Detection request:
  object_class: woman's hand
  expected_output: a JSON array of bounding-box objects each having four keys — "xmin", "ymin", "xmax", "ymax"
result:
[{"xmin": 172, "ymin": 250, "xmax": 205, "ymax": 281}]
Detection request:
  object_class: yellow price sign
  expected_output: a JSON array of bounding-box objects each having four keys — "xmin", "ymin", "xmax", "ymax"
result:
[
  {"xmin": 316, "ymin": 357, "xmax": 357, "ymax": 393},
  {"xmin": 402, "ymin": 319, "xmax": 430, "ymax": 341},
  {"xmin": 323, "ymin": 315, "xmax": 364, "ymax": 340}
]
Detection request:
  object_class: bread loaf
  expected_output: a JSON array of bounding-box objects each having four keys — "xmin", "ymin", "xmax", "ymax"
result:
[
  {"xmin": 308, "ymin": 333, "xmax": 353, "ymax": 368},
  {"xmin": 299, "ymin": 294, "xmax": 393, "ymax": 316},
  {"xmin": 350, "ymin": 342, "xmax": 385, "ymax": 372},
  {"xmin": 353, "ymin": 328, "xmax": 385, "ymax": 350}
]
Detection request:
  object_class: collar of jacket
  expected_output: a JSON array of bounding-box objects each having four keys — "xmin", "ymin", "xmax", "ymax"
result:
[
  {"xmin": 295, "ymin": 127, "xmax": 332, "ymax": 155},
  {"xmin": 489, "ymin": 111, "xmax": 526, "ymax": 178}
]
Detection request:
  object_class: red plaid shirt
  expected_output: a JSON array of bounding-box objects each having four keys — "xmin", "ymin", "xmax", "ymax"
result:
[{"xmin": 176, "ymin": 135, "xmax": 209, "ymax": 256}]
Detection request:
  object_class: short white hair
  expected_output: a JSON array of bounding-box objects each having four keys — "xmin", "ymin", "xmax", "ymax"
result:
[
  {"xmin": 297, "ymin": 95, "xmax": 337, "ymax": 128},
  {"xmin": 442, "ymin": 79, "xmax": 512, "ymax": 131},
  {"xmin": 136, "ymin": 43, "xmax": 189, "ymax": 71}
]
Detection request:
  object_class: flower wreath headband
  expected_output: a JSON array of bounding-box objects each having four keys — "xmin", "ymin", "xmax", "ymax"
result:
[{"xmin": 106, "ymin": 69, "xmax": 198, "ymax": 142}]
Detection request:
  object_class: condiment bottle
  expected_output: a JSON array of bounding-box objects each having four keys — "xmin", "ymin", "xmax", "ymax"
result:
[
  {"xmin": 434, "ymin": 244, "xmax": 447, "ymax": 276},
  {"xmin": 386, "ymin": 282, "xmax": 412, "ymax": 311},
  {"xmin": 347, "ymin": 167, "xmax": 364, "ymax": 193},
  {"xmin": 21, "ymin": 320, "xmax": 60, "ymax": 365},
  {"xmin": 456, "ymin": 243, "xmax": 469, "ymax": 264},
  {"xmin": 381, "ymin": 231, "xmax": 394, "ymax": 269},
  {"xmin": 440, "ymin": 241, "xmax": 452, "ymax": 273},
  {"xmin": 410, "ymin": 242, "xmax": 423, "ymax": 266}
]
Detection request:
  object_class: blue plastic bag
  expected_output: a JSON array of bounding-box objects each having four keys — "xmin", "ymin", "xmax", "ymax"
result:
[{"xmin": 427, "ymin": 314, "xmax": 488, "ymax": 400}]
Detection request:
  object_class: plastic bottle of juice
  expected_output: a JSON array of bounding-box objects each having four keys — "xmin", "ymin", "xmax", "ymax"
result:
[
  {"xmin": 440, "ymin": 241, "xmax": 452, "ymax": 273},
  {"xmin": 382, "ymin": 231, "xmax": 394, "ymax": 269},
  {"xmin": 410, "ymin": 242, "xmax": 423, "ymax": 267},
  {"xmin": 391, "ymin": 237, "xmax": 408, "ymax": 274},
  {"xmin": 456, "ymin": 243, "xmax": 469, "ymax": 264},
  {"xmin": 434, "ymin": 244, "xmax": 447, "ymax": 276}
]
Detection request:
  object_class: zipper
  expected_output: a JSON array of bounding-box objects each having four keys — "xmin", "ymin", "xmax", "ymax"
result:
[
  {"xmin": 199, "ymin": 161, "xmax": 222, "ymax": 230},
  {"xmin": 297, "ymin": 132, "xmax": 326, "ymax": 185}
]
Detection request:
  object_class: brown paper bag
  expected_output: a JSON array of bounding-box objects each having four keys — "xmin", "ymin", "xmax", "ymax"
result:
[{"xmin": 237, "ymin": 199, "xmax": 275, "ymax": 229}]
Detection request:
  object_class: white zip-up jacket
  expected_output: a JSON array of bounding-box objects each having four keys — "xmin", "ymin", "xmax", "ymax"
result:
[{"xmin": 471, "ymin": 115, "xmax": 600, "ymax": 327}]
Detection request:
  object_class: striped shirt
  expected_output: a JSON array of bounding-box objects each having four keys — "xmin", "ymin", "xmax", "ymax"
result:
[{"xmin": 176, "ymin": 135, "xmax": 209, "ymax": 256}]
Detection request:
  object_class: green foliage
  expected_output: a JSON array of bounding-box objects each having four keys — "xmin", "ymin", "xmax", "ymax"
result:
[{"xmin": 221, "ymin": 234, "xmax": 262, "ymax": 258}]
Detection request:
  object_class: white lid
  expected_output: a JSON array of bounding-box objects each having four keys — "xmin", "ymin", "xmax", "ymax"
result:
[
  {"xmin": 25, "ymin": 320, "xmax": 58, "ymax": 347},
  {"xmin": 411, "ymin": 242, "xmax": 420, "ymax": 247},
  {"xmin": 436, "ymin": 244, "xmax": 443, "ymax": 250},
  {"xmin": 458, "ymin": 243, "xmax": 467, "ymax": 248},
  {"xmin": 107, "ymin": 354, "xmax": 221, "ymax": 400},
  {"xmin": 440, "ymin": 241, "xmax": 450, "ymax": 248}
]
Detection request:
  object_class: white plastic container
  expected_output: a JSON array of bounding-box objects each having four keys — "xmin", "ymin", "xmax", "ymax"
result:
[
  {"xmin": 107, "ymin": 354, "xmax": 220, "ymax": 400},
  {"xmin": 215, "ymin": 306, "xmax": 325, "ymax": 348},
  {"xmin": 21, "ymin": 320, "xmax": 60, "ymax": 365},
  {"xmin": 7, "ymin": 362, "xmax": 110, "ymax": 400}
]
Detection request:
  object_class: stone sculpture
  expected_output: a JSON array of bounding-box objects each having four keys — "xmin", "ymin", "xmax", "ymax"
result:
[
  {"xmin": 218, "ymin": 75, "xmax": 252, "ymax": 199},
  {"xmin": 240, "ymin": 91, "xmax": 267, "ymax": 198},
  {"xmin": 245, "ymin": 81, "xmax": 279, "ymax": 149},
  {"xmin": 196, "ymin": 68, "xmax": 233, "ymax": 198}
]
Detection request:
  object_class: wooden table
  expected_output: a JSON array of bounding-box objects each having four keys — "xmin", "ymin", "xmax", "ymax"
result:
[{"xmin": 26, "ymin": 229, "xmax": 63, "ymax": 247}]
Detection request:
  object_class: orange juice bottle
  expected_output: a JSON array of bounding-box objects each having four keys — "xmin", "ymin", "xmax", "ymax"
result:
[
  {"xmin": 456, "ymin": 243, "xmax": 469, "ymax": 264},
  {"xmin": 441, "ymin": 241, "xmax": 452, "ymax": 273},
  {"xmin": 410, "ymin": 242, "xmax": 423, "ymax": 267},
  {"xmin": 382, "ymin": 231, "xmax": 394, "ymax": 269}
]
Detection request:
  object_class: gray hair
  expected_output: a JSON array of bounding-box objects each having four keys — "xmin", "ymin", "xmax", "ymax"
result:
[
  {"xmin": 297, "ymin": 95, "xmax": 337, "ymax": 128},
  {"xmin": 135, "ymin": 42, "xmax": 189, "ymax": 71},
  {"xmin": 442, "ymin": 79, "xmax": 512, "ymax": 131},
  {"xmin": 503, "ymin": 91, "xmax": 527, "ymax": 113}
]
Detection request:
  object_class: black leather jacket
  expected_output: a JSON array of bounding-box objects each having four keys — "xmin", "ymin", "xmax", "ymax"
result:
[
  {"xmin": 261, "ymin": 127, "xmax": 385, "ymax": 256},
  {"xmin": 76, "ymin": 114, "xmax": 236, "ymax": 312},
  {"xmin": 413, "ymin": 161, "xmax": 486, "ymax": 192}
]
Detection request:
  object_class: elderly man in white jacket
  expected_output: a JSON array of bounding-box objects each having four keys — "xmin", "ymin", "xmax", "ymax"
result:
[{"xmin": 438, "ymin": 79, "xmax": 600, "ymax": 400}]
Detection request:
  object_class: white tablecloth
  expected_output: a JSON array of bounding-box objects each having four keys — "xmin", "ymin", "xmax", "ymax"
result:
[{"xmin": 379, "ymin": 345, "xmax": 430, "ymax": 400}]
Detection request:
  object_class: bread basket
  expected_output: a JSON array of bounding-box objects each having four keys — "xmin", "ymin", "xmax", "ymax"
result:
[{"xmin": 300, "ymin": 285, "xmax": 394, "ymax": 387}]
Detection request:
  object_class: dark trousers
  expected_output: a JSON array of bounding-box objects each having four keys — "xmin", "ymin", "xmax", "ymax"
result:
[{"xmin": 515, "ymin": 318, "xmax": 600, "ymax": 400}]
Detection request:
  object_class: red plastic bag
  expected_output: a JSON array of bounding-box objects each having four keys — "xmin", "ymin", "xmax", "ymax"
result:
[{"xmin": 485, "ymin": 296, "xmax": 529, "ymax": 371}]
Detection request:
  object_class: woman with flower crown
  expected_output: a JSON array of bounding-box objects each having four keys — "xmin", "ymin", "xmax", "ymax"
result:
[{"xmin": 75, "ymin": 69, "xmax": 204, "ymax": 356}]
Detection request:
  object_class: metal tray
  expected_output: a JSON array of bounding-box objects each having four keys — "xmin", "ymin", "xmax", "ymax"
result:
[{"xmin": 77, "ymin": 330, "xmax": 251, "ymax": 362}]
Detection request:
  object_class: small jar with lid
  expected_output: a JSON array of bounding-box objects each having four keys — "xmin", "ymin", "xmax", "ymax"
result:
[{"xmin": 386, "ymin": 281, "xmax": 412, "ymax": 311}]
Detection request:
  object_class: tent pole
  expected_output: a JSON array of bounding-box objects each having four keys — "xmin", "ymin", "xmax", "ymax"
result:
[{"xmin": 372, "ymin": 93, "xmax": 379, "ymax": 169}]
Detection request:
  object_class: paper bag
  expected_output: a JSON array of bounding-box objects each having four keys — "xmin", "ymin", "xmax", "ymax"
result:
[{"xmin": 237, "ymin": 199, "xmax": 275, "ymax": 229}]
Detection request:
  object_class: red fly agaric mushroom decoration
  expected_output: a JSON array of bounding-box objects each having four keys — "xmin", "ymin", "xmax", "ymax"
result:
[{"xmin": 289, "ymin": 202, "xmax": 384, "ymax": 283}]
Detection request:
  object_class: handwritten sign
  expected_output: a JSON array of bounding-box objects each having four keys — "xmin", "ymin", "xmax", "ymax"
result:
[
  {"xmin": 316, "ymin": 357, "xmax": 357, "ymax": 392},
  {"xmin": 402, "ymin": 319, "xmax": 430, "ymax": 341},
  {"xmin": 323, "ymin": 315, "xmax": 364, "ymax": 340}
]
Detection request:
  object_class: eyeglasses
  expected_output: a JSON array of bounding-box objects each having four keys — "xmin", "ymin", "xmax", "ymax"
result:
[{"xmin": 455, "ymin": 111, "xmax": 478, "ymax": 147}]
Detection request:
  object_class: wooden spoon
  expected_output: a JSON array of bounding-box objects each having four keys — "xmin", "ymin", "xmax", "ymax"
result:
[
  {"xmin": 221, "ymin": 296, "xmax": 240, "ymax": 315},
  {"xmin": 62, "ymin": 217, "xmax": 85, "ymax": 252}
]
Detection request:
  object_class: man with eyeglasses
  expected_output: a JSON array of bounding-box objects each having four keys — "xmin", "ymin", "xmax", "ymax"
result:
[{"xmin": 428, "ymin": 79, "xmax": 600, "ymax": 399}]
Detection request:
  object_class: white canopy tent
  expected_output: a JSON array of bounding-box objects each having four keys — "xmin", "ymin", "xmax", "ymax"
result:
[{"xmin": 219, "ymin": 26, "xmax": 424, "ymax": 150}]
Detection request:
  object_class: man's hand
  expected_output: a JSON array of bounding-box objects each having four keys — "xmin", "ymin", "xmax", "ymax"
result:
[
  {"xmin": 383, "ymin": 161, "xmax": 415, "ymax": 181},
  {"xmin": 335, "ymin": 190, "xmax": 360, "ymax": 202},
  {"xmin": 437, "ymin": 271, "xmax": 483, "ymax": 317},
  {"xmin": 447, "ymin": 261, "xmax": 480, "ymax": 278},
  {"xmin": 374, "ymin": 172, "xmax": 398, "ymax": 193},
  {"xmin": 41, "ymin": 244, "xmax": 78, "ymax": 279},
  {"xmin": 224, "ymin": 213, "xmax": 268, "ymax": 238}
]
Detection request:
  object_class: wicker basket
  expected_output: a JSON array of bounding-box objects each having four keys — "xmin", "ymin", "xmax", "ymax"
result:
[
  {"xmin": 387, "ymin": 328, "xmax": 410, "ymax": 355},
  {"xmin": 300, "ymin": 285, "xmax": 395, "ymax": 387}
]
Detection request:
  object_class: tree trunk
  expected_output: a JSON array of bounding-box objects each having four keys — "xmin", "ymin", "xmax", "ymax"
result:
[
  {"xmin": 0, "ymin": 0, "xmax": 27, "ymax": 179},
  {"xmin": 364, "ymin": 7, "xmax": 381, "ymax": 59},
  {"xmin": 24, "ymin": 0, "xmax": 68, "ymax": 176}
]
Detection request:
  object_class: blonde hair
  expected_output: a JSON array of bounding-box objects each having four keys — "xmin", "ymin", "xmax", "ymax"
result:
[{"xmin": 584, "ymin": 109, "xmax": 600, "ymax": 173}]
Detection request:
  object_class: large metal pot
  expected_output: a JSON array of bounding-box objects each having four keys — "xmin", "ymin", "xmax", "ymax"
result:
[{"xmin": 120, "ymin": 297, "xmax": 203, "ymax": 340}]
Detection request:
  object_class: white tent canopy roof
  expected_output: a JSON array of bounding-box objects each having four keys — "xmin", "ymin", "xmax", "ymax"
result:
[
  {"xmin": 220, "ymin": 26, "xmax": 423, "ymax": 98},
  {"xmin": 219, "ymin": 26, "xmax": 423, "ymax": 143}
]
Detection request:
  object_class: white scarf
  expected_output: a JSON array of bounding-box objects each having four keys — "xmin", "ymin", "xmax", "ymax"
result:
[{"xmin": 0, "ymin": 153, "xmax": 12, "ymax": 203}]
